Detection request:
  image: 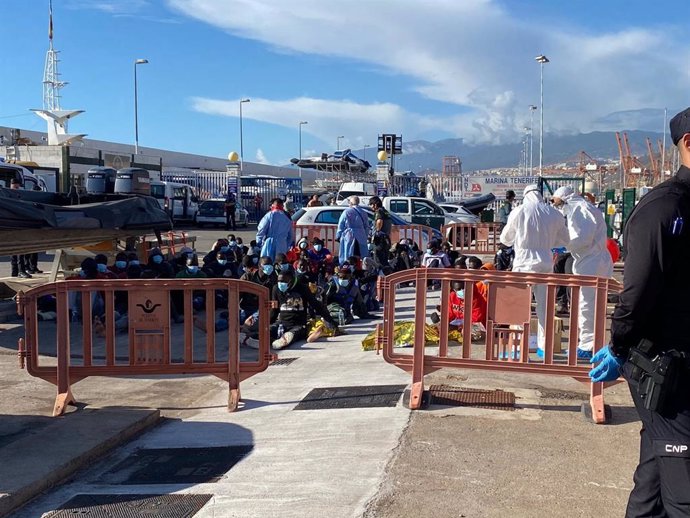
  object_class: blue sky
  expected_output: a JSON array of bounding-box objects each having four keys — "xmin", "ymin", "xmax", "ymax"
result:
[{"xmin": 1, "ymin": 0, "xmax": 689, "ymax": 166}]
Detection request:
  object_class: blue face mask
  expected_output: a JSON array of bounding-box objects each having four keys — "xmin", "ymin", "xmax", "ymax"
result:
[
  {"xmin": 220, "ymin": 246, "xmax": 230, "ymax": 253},
  {"xmin": 152, "ymin": 255, "xmax": 163, "ymax": 264},
  {"xmin": 187, "ymin": 265, "xmax": 199, "ymax": 274},
  {"xmin": 280, "ymin": 263, "xmax": 290, "ymax": 272},
  {"xmin": 277, "ymin": 281, "xmax": 289, "ymax": 292},
  {"xmin": 96, "ymin": 263, "xmax": 107, "ymax": 273},
  {"xmin": 426, "ymin": 249, "xmax": 432, "ymax": 254},
  {"xmin": 455, "ymin": 289, "xmax": 464, "ymax": 299},
  {"xmin": 299, "ymin": 242, "xmax": 308, "ymax": 250},
  {"xmin": 129, "ymin": 260, "xmax": 140, "ymax": 266},
  {"xmin": 218, "ymin": 259, "xmax": 227, "ymax": 266},
  {"xmin": 229, "ymin": 241, "xmax": 237, "ymax": 248},
  {"xmin": 115, "ymin": 260, "xmax": 127, "ymax": 269},
  {"xmin": 297, "ymin": 268, "xmax": 307, "ymax": 274},
  {"xmin": 252, "ymin": 257, "xmax": 259, "ymax": 264},
  {"xmin": 79, "ymin": 270, "xmax": 87, "ymax": 278},
  {"xmin": 339, "ymin": 278, "xmax": 350, "ymax": 287},
  {"xmin": 262, "ymin": 265, "xmax": 274, "ymax": 275},
  {"xmin": 314, "ymin": 244, "xmax": 322, "ymax": 252},
  {"xmin": 367, "ymin": 243, "xmax": 374, "ymax": 251}
]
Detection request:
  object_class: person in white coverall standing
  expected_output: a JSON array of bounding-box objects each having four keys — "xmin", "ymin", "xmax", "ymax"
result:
[
  {"xmin": 500, "ymin": 185, "xmax": 569, "ymax": 354},
  {"xmin": 551, "ymin": 185, "xmax": 613, "ymax": 360}
]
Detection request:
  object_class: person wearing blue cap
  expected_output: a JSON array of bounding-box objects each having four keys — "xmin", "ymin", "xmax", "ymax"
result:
[{"xmin": 590, "ymin": 107, "xmax": 690, "ymax": 516}]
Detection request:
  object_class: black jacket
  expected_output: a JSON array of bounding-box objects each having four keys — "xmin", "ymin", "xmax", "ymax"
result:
[
  {"xmin": 270, "ymin": 280, "xmax": 335, "ymax": 328},
  {"xmin": 611, "ymin": 165, "xmax": 690, "ymax": 357},
  {"xmin": 239, "ymin": 270, "xmax": 276, "ymax": 312}
]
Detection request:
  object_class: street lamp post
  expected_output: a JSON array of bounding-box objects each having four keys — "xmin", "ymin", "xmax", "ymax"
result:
[
  {"xmin": 337, "ymin": 135, "xmax": 344, "ymax": 150},
  {"xmin": 239, "ymin": 98, "xmax": 250, "ymax": 172},
  {"xmin": 133, "ymin": 58, "xmax": 148, "ymax": 155},
  {"xmin": 535, "ymin": 54, "xmax": 549, "ymax": 176},
  {"xmin": 363, "ymin": 144, "xmax": 370, "ymax": 163},
  {"xmin": 529, "ymin": 105, "xmax": 537, "ymax": 176},
  {"xmin": 298, "ymin": 121, "xmax": 308, "ymax": 179}
]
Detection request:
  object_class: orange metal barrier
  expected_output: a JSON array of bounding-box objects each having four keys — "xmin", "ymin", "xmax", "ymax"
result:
[
  {"xmin": 293, "ymin": 224, "xmax": 339, "ymax": 255},
  {"xmin": 442, "ymin": 223, "xmax": 502, "ymax": 255},
  {"xmin": 391, "ymin": 224, "xmax": 435, "ymax": 248},
  {"xmin": 16, "ymin": 278, "xmax": 271, "ymax": 416},
  {"xmin": 377, "ymin": 268, "xmax": 622, "ymax": 423},
  {"xmin": 140, "ymin": 230, "xmax": 196, "ymax": 258}
]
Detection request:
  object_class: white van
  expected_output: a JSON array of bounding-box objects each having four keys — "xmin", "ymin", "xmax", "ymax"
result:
[
  {"xmin": 150, "ymin": 181, "xmax": 199, "ymax": 223},
  {"xmin": 335, "ymin": 182, "xmax": 377, "ymax": 205}
]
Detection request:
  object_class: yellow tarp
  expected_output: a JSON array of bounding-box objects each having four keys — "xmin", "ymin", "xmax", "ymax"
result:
[{"xmin": 361, "ymin": 321, "xmax": 462, "ymax": 351}]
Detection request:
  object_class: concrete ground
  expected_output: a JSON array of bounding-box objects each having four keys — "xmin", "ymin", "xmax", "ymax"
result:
[{"xmin": 0, "ymin": 226, "xmax": 643, "ymax": 517}]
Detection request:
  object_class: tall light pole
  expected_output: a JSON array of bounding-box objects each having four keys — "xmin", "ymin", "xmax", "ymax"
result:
[
  {"xmin": 337, "ymin": 135, "xmax": 344, "ymax": 150},
  {"xmin": 239, "ymin": 98, "xmax": 250, "ymax": 172},
  {"xmin": 363, "ymin": 144, "xmax": 370, "ymax": 162},
  {"xmin": 298, "ymin": 120, "xmax": 308, "ymax": 179},
  {"xmin": 133, "ymin": 58, "xmax": 148, "ymax": 155},
  {"xmin": 529, "ymin": 105, "xmax": 537, "ymax": 176},
  {"xmin": 535, "ymin": 54, "xmax": 549, "ymax": 176}
]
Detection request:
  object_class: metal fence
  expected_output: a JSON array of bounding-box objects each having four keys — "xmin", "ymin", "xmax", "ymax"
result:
[{"xmin": 240, "ymin": 177, "xmax": 303, "ymax": 223}]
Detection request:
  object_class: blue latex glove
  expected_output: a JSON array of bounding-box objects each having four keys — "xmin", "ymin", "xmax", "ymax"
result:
[{"xmin": 588, "ymin": 346, "xmax": 624, "ymax": 382}]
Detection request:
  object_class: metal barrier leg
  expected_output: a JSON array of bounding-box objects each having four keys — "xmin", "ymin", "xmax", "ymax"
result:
[
  {"xmin": 409, "ymin": 275, "xmax": 428, "ymax": 410},
  {"xmin": 54, "ymin": 285, "xmax": 75, "ymax": 416},
  {"xmin": 589, "ymin": 381, "xmax": 607, "ymax": 424},
  {"xmin": 227, "ymin": 284, "xmax": 241, "ymax": 412}
]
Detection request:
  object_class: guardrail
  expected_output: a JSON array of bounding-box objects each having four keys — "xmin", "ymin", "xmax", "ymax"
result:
[
  {"xmin": 391, "ymin": 224, "xmax": 435, "ymax": 249},
  {"xmin": 442, "ymin": 223, "xmax": 503, "ymax": 255},
  {"xmin": 17, "ymin": 278, "xmax": 271, "ymax": 416},
  {"xmin": 293, "ymin": 224, "xmax": 339, "ymax": 256},
  {"xmin": 377, "ymin": 268, "xmax": 622, "ymax": 423}
]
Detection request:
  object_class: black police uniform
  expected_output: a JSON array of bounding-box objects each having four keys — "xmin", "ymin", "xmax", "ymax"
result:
[{"xmin": 611, "ymin": 164, "xmax": 690, "ymax": 517}]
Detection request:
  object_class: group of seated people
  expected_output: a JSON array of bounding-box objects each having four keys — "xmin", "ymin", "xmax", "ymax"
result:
[{"xmin": 57, "ymin": 234, "xmax": 383, "ymax": 351}]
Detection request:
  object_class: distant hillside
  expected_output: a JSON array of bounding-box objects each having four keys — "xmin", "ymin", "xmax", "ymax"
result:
[{"xmin": 350, "ymin": 130, "xmax": 666, "ymax": 173}]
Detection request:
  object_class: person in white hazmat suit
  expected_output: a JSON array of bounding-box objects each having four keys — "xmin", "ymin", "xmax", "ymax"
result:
[
  {"xmin": 551, "ymin": 185, "xmax": 613, "ymax": 359},
  {"xmin": 500, "ymin": 185, "xmax": 569, "ymax": 354}
]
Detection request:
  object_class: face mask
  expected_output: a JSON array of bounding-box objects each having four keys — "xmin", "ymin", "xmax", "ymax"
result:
[
  {"xmin": 220, "ymin": 246, "xmax": 230, "ymax": 253},
  {"xmin": 367, "ymin": 243, "xmax": 374, "ymax": 251},
  {"xmin": 277, "ymin": 281, "xmax": 289, "ymax": 292},
  {"xmin": 280, "ymin": 263, "xmax": 290, "ymax": 272},
  {"xmin": 299, "ymin": 243, "xmax": 307, "ymax": 250},
  {"xmin": 129, "ymin": 260, "xmax": 140, "ymax": 266},
  {"xmin": 262, "ymin": 265, "xmax": 274, "ymax": 275},
  {"xmin": 426, "ymin": 249, "xmax": 432, "ymax": 254},
  {"xmin": 152, "ymin": 255, "xmax": 163, "ymax": 264},
  {"xmin": 229, "ymin": 241, "xmax": 237, "ymax": 248},
  {"xmin": 314, "ymin": 244, "xmax": 322, "ymax": 252},
  {"xmin": 96, "ymin": 263, "xmax": 107, "ymax": 273},
  {"xmin": 455, "ymin": 289, "xmax": 464, "ymax": 299},
  {"xmin": 187, "ymin": 265, "xmax": 199, "ymax": 274},
  {"xmin": 218, "ymin": 259, "xmax": 227, "ymax": 266},
  {"xmin": 115, "ymin": 260, "xmax": 127, "ymax": 269},
  {"xmin": 298, "ymin": 268, "xmax": 307, "ymax": 274},
  {"xmin": 339, "ymin": 278, "xmax": 350, "ymax": 288},
  {"xmin": 252, "ymin": 257, "xmax": 259, "ymax": 264},
  {"xmin": 79, "ymin": 270, "xmax": 87, "ymax": 278}
]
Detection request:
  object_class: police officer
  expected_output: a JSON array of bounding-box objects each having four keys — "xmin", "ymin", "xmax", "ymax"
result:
[{"xmin": 590, "ymin": 107, "xmax": 690, "ymax": 516}]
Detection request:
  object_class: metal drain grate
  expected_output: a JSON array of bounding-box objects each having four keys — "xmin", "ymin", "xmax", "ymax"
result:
[
  {"xmin": 270, "ymin": 357, "xmax": 299, "ymax": 366},
  {"xmin": 44, "ymin": 494, "xmax": 212, "ymax": 517},
  {"xmin": 294, "ymin": 384, "xmax": 406, "ymax": 410},
  {"xmin": 428, "ymin": 385, "xmax": 515, "ymax": 411},
  {"xmin": 102, "ymin": 446, "xmax": 253, "ymax": 485}
]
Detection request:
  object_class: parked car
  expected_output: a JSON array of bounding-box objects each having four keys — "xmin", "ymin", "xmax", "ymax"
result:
[
  {"xmin": 291, "ymin": 205, "xmax": 443, "ymax": 247},
  {"xmin": 438, "ymin": 204, "xmax": 481, "ymax": 224},
  {"xmin": 195, "ymin": 198, "xmax": 249, "ymax": 228},
  {"xmin": 381, "ymin": 196, "xmax": 477, "ymax": 230}
]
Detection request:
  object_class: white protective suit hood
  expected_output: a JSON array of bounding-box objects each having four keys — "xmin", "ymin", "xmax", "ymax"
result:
[{"xmin": 499, "ymin": 185, "xmax": 569, "ymax": 273}]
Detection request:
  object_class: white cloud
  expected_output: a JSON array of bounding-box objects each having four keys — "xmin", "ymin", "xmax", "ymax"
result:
[
  {"xmin": 255, "ymin": 148, "xmax": 270, "ymax": 165},
  {"xmin": 172, "ymin": 0, "xmax": 690, "ymax": 143}
]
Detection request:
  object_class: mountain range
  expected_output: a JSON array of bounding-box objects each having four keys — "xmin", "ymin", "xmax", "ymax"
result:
[{"xmin": 351, "ymin": 130, "xmax": 669, "ymax": 173}]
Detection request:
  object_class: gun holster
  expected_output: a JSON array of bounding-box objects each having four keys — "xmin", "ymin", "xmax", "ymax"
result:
[{"xmin": 628, "ymin": 339, "xmax": 685, "ymax": 413}]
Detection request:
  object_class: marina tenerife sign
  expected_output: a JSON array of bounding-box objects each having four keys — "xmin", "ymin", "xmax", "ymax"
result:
[{"xmin": 463, "ymin": 175, "xmax": 540, "ymax": 199}]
